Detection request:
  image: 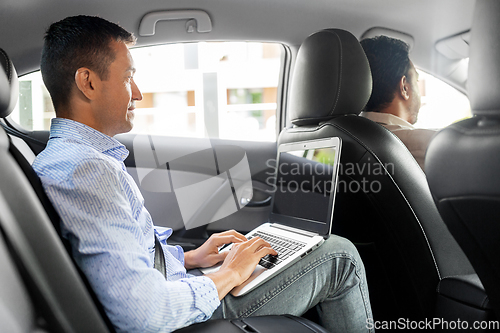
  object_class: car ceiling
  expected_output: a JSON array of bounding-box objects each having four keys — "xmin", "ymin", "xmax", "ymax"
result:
[{"xmin": 0, "ymin": 0, "xmax": 475, "ymax": 90}]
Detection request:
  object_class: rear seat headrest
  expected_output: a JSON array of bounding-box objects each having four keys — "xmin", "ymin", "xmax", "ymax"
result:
[
  {"xmin": 0, "ymin": 48, "xmax": 19, "ymax": 119},
  {"xmin": 289, "ymin": 29, "xmax": 372, "ymax": 126}
]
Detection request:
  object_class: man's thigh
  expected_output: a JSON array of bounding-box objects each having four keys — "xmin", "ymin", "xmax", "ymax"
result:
[{"xmin": 211, "ymin": 234, "xmax": 362, "ymax": 319}]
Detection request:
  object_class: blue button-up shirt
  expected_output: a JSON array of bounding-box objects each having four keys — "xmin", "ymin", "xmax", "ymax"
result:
[{"xmin": 33, "ymin": 118, "xmax": 220, "ymax": 333}]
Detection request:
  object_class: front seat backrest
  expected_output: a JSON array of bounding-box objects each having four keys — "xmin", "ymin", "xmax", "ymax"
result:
[
  {"xmin": 279, "ymin": 29, "xmax": 474, "ymax": 322},
  {"xmin": 425, "ymin": 0, "xmax": 500, "ymax": 319}
]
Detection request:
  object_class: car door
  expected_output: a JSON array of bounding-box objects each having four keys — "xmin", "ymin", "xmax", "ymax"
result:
[{"xmin": 118, "ymin": 133, "xmax": 276, "ymax": 247}]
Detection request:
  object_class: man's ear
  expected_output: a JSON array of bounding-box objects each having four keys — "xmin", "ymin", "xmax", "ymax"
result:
[
  {"xmin": 74, "ymin": 68, "xmax": 99, "ymax": 100},
  {"xmin": 399, "ymin": 75, "xmax": 410, "ymax": 101}
]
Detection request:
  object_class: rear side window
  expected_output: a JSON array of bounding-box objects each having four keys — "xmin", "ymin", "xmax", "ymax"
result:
[
  {"xmin": 12, "ymin": 42, "xmax": 284, "ymax": 142},
  {"xmin": 413, "ymin": 69, "xmax": 471, "ymax": 129}
]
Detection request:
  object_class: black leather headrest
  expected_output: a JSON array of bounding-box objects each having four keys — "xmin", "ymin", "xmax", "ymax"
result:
[
  {"xmin": 289, "ymin": 29, "xmax": 372, "ymax": 126},
  {"xmin": 0, "ymin": 48, "xmax": 18, "ymax": 118},
  {"xmin": 467, "ymin": 0, "xmax": 500, "ymax": 116}
]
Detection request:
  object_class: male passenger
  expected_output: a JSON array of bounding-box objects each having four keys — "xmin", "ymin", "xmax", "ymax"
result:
[
  {"xmin": 33, "ymin": 15, "xmax": 373, "ymax": 333},
  {"xmin": 360, "ymin": 36, "xmax": 437, "ymax": 171}
]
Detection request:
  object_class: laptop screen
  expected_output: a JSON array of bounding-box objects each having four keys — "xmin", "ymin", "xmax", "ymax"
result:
[{"xmin": 269, "ymin": 138, "xmax": 341, "ymax": 237}]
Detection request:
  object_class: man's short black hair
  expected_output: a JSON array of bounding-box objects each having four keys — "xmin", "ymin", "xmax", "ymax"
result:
[
  {"xmin": 360, "ymin": 36, "xmax": 411, "ymax": 112},
  {"xmin": 41, "ymin": 15, "xmax": 136, "ymax": 111}
]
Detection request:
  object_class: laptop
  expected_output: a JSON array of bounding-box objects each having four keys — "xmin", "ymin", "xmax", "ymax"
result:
[{"xmin": 200, "ymin": 137, "xmax": 342, "ymax": 296}]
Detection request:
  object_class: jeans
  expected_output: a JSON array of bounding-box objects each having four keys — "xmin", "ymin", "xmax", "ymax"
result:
[{"xmin": 210, "ymin": 235, "xmax": 373, "ymax": 333}]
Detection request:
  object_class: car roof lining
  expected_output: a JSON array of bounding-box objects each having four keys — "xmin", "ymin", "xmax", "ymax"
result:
[{"xmin": 0, "ymin": 0, "xmax": 475, "ymax": 91}]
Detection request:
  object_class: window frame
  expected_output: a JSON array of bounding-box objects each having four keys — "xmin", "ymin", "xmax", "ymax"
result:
[{"xmin": 9, "ymin": 41, "xmax": 292, "ymax": 144}]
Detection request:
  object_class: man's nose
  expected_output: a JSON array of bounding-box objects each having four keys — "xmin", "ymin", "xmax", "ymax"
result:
[{"xmin": 132, "ymin": 79, "xmax": 143, "ymax": 101}]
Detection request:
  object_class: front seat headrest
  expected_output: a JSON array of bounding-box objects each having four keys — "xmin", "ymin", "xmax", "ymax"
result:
[
  {"xmin": 0, "ymin": 48, "xmax": 18, "ymax": 118},
  {"xmin": 467, "ymin": 0, "xmax": 500, "ymax": 116},
  {"xmin": 289, "ymin": 29, "xmax": 372, "ymax": 126}
]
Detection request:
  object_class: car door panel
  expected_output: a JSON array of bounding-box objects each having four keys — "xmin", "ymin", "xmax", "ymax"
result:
[{"xmin": 118, "ymin": 133, "xmax": 276, "ymax": 239}]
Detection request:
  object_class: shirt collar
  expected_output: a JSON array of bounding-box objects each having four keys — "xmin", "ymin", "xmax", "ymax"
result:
[
  {"xmin": 49, "ymin": 118, "xmax": 130, "ymax": 162},
  {"xmin": 359, "ymin": 111, "xmax": 415, "ymax": 129}
]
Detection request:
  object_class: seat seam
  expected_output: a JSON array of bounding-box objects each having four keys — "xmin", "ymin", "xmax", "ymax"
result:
[
  {"xmin": 318, "ymin": 121, "xmax": 442, "ymax": 280},
  {"xmin": 0, "ymin": 49, "xmax": 12, "ymax": 83},
  {"xmin": 328, "ymin": 31, "xmax": 342, "ymax": 117}
]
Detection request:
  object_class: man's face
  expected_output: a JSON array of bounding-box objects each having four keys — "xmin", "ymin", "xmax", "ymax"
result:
[
  {"xmin": 406, "ymin": 62, "xmax": 421, "ymax": 125},
  {"xmin": 94, "ymin": 41, "xmax": 142, "ymax": 137}
]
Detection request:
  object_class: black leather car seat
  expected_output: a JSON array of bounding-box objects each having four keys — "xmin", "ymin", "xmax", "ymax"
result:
[
  {"xmin": 278, "ymin": 28, "xmax": 475, "ymax": 322},
  {"xmin": 426, "ymin": 0, "xmax": 500, "ymax": 320}
]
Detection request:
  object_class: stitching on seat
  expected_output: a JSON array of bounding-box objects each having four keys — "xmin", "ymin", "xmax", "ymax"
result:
[
  {"xmin": 436, "ymin": 275, "xmax": 465, "ymax": 293},
  {"xmin": 0, "ymin": 49, "xmax": 12, "ymax": 83},
  {"xmin": 328, "ymin": 31, "xmax": 342, "ymax": 117},
  {"xmin": 438, "ymin": 274, "xmax": 490, "ymax": 309},
  {"xmin": 333, "ymin": 122, "xmax": 441, "ymax": 279},
  {"xmin": 287, "ymin": 120, "xmax": 442, "ymax": 280}
]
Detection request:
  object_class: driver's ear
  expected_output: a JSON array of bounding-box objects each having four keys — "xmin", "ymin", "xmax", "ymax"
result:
[
  {"xmin": 399, "ymin": 75, "xmax": 410, "ymax": 101},
  {"xmin": 74, "ymin": 67, "xmax": 100, "ymax": 100}
]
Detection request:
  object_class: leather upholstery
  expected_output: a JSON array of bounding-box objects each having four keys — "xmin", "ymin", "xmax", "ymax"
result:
[
  {"xmin": 282, "ymin": 29, "xmax": 474, "ymax": 322},
  {"xmin": 426, "ymin": 0, "xmax": 500, "ymax": 318},
  {"xmin": 290, "ymin": 29, "xmax": 372, "ymax": 126},
  {"xmin": 435, "ymin": 274, "xmax": 494, "ymax": 327},
  {"xmin": 0, "ymin": 48, "xmax": 18, "ymax": 118},
  {"xmin": 176, "ymin": 315, "xmax": 329, "ymax": 333},
  {"xmin": 437, "ymin": 274, "xmax": 491, "ymax": 310}
]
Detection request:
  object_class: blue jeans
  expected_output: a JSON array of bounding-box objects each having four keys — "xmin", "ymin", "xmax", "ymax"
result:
[{"xmin": 210, "ymin": 235, "xmax": 373, "ymax": 333}]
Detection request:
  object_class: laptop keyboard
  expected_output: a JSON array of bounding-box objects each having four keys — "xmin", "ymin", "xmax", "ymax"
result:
[{"xmin": 248, "ymin": 231, "xmax": 306, "ymax": 269}]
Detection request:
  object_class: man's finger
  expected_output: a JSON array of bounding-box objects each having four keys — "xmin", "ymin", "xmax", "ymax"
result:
[
  {"xmin": 246, "ymin": 237, "xmax": 276, "ymax": 254},
  {"xmin": 219, "ymin": 230, "xmax": 247, "ymax": 242},
  {"xmin": 214, "ymin": 235, "xmax": 246, "ymax": 247},
  {"xmin": 218, "ymin": 250, "xmax": 229, "ymax": 259},
  {"xmin": 256, "ymin": 246, "xmax": 278, "ymax": 257}
]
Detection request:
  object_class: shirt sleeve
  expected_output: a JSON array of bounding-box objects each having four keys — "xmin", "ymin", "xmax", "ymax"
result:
[
  {"xmin": 154, "ymin": 225, "xmax": 186, "ymax": 267},
  {"xmin": 40, "ymin": 157, "xmax": 220, "ymax": 333}
]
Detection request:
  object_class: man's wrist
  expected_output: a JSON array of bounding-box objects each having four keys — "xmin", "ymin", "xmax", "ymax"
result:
[
  {"xmin": 205, "ymin": 268, "xmax": 240, "ymax": 300},
  {"xmin": 184, "ymin": 250, "xmax": 199, "ymax": 270}
]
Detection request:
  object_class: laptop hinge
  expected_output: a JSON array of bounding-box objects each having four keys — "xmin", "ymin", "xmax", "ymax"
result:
[{"xmin": 270, "ymin": 224, "xmax": 318, "ymax": 238}]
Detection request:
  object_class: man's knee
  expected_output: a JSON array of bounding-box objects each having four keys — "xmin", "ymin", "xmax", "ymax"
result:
[{"xmin": 320, "ymin": 235, "xmax": 362, "ymax": 264}]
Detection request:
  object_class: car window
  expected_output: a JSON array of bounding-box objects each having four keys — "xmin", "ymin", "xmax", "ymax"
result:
[
  {"xmin": 413, "ymin": 69, "xmax": 471, "ymax": 129},
  {"xmin": 11, "ymin": 42, "xmax": 284, "ymax": 142}
]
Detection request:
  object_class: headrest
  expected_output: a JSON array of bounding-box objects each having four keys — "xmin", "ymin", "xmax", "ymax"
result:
[
  {"xmin": 289, "ymin": 29, "xmax": 372, "ymax": 126},
  {"xmin": 467, "ymin": 0, "xmax": 500, "ymax": 116},
  {"xmin": 0, "ymin": 48, "xmax": 18, "ymax": 118}
]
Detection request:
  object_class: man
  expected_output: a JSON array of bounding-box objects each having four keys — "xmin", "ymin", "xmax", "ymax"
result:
[
  {"xmin": 360, "ymin": 36, "xmax": 436, "ymax": 171},
  {"xmin": 33, "ymin": 16, "xmax": 372, "ymax": 333}
]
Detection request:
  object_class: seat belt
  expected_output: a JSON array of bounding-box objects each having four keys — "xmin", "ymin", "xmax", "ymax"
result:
[
  {"xmin": 154, "ymin": 236, "xmax": 167, "ymax": 279},
  {"xmin": 0, "ymin": 122, "xmax": 47, "ymax": 147}
]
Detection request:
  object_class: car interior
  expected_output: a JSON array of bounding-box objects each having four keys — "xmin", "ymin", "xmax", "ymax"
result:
[{"xmin": 0, "ymin": 0, "xmax": 499, "ymax": 332}]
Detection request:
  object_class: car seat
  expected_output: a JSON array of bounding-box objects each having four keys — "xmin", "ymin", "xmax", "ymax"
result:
[
  {"xmin": 278, "ymin": 28, "xmax": 475, "ymax": 322},
  {"xmin": 426, "ymin": 0, "xmax": 500, "ymax": 320}
]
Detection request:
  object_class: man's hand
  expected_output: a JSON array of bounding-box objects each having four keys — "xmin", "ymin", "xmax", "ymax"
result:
[
  {"xmin": 184, "ymin": 230, "xmax": 247, "ymax": 270},
  {"xmin": 205, "ymin": 237, "xmax": 277, "ymax": 300}
]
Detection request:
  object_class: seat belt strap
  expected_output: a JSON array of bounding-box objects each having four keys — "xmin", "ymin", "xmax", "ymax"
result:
[{"xmin": 154, "ymin": 236, "xmax": 167, "ymax": 279}]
